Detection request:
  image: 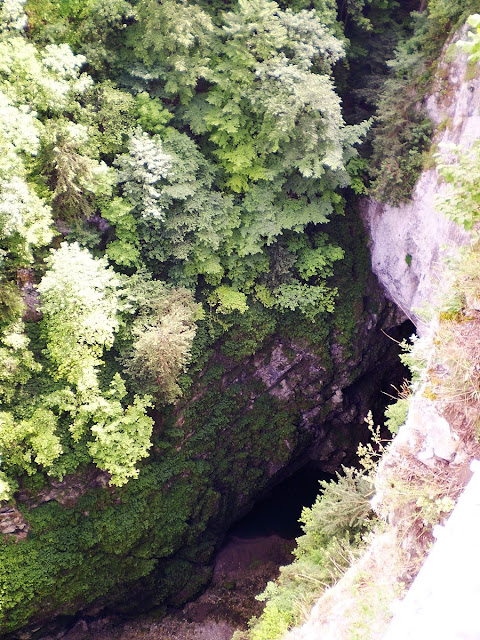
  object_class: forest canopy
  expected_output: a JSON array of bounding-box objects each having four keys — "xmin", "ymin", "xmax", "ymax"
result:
[{"xmin": 0, "ymin": 0, "xmax": 374, "ymax": 498}]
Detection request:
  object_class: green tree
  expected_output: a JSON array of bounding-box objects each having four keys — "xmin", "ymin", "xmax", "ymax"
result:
[
  {"xmin": 26, "ymin": 0, "xmax": 134, "ymax": 75},
  {"xmin": 126, "ymin": 0, "xmax": 215, "ymax": 103},
  {"xmin": 83, "ymin": 375, "xmax": 154, "ymax": 486},
  {"xmin": 121, "ymin": 272, "xmax": 203, "ymax": 402},
  {"xmin": 0, "ymin": 321, "xmax": 41, "ymax": 403},
  {"xmin": 39, "ymin": 118, "xmax": 114, "ymax": 221},
  {"xmin": 38, "ymin": 242, "xmax": 121, "ymax": 391},
  {"xmin": 185, "ymin": 0, "xmax": 350, "ymax": 193},
  {"xmin": 114, "ymin": 129, "xmax": 172, "ymax": 220},
  {"xmin": 130, "ymin": 130, "xmax": 237, "ymax": 287}
]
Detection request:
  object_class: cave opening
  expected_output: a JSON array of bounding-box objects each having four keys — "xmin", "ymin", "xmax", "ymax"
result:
[
  {"xmin": 218, "ymin": 318, "xmax": 416, "ymax": 559},
  {"xmin": 216, "ymin": 317, "xmax": 413, "ymax": 545},
  {"xmin": 228, "ymin": 462, "xmax": 334, "ymax": 541}
]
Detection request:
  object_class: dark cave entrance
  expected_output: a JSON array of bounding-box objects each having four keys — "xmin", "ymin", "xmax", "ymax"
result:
[
  {"xmin": 224, "ymin": 318, "xmax": 416, "ymax": 544},
  {"xmin": 228, "ymin": 462, "xmax": 334, "ymax": 540},
  {"xmin": 361, "ymin": 318, "xmax": 416, "ymax": 429}
]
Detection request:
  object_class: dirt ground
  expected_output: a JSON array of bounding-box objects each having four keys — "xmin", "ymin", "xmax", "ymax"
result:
[{"xmin": 57, "ymin": 534, "xmax": 295, "ymax": 640}]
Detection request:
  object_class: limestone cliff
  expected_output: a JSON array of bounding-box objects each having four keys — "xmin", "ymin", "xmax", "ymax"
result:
[{"xmin": 362, "ymin": 30, "xmax": 480, "ymax": 333}]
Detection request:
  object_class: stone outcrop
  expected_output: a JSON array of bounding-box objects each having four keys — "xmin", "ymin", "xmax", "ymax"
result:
[
  {"xmin": 362, "ymin": 34, "xmax": 480, "ymax": 334},
  {"xmin": 0, "ymin": 505, "xmax": 29, "ymax": 539}
]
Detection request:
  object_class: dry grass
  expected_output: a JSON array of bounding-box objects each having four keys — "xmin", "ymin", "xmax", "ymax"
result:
[
  {"xmin": 283, "ymin": 527, "xmax": 408, "ymax": 640},
  {"xmin": 294, "ymin": 251, "xmax": 480, "ymax": 640},
  {"xmin": 432, "ymin": 318, "xmax": 480, "ymax": 406}
]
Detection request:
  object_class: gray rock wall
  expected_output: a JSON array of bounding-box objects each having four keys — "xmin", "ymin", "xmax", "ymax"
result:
[{"xmin": 362, "ymin": 35, "xmax": 480, "ymax": 333}]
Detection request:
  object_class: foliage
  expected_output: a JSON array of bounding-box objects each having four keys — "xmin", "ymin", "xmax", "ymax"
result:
[
  {"xmin": 436, "ymin": 140, "xmax": 480, "ymax": 230},
  {"xmin": 384, "ymin": 397, "xmax": 410, "ymax": 435},
  {"xmin": 25, "ymin": 0, "xmax": 134, "ymax": 75},
  {"xmin": 458, "ymin": 13, "xmax": 480, "ymax": 60},
  {"xmin": 0, "ymin": 19, "xmax": 93, "ymax": 327},
  {"xmin": 0, "ymin": 0, "xmax": 28, "ymax": 31},
  {"xmin": 368, "ymin": 11, "xmax": 434, "ymax": 204},
  {"xmin": 398, "ymin": 334, "xmax": 429, "ymax": 383},
  {"xmin": 218, "ymin": 304, "xmax": 277, "ymax": 360},
  {"xmin": 77, "ymin": 80, "xmax": 136, "ymax": 158},
  {"xmin": 0, "ymin": 407, "xmax": 62, "ymax": 479},
  {"xmin": 0, "ymin": 0, "xmax": 363, "ymax": 518},
  {"xmin": 86, "ymin": 376, "xmax": 153, "ymax": 485},
  {"xmin": 182, "ymin": 0, "xmax": 361, "ymax": 192},
  {"xmin": 126, "ymin": 0, "xmax": 215, "ymax": 104},
  {"xmin": 368, "ymin": 1, "xmax": 480, "ymax": 203},
  {"xmin": 129, "ymin": 129, "xmax": 238, "ymax": 288},
  {"xmin": 0, "ymin": 320, "xmax": 40, "ymax": 403},
  {"xmin": 0, "ymin": 243, "xmax": 158, "ymax": 496},
  {"xmin": 115, "ymin": 129, "xmax": 172, "ymax": 221},
  {"xmin": 38, "ymin": 242, "xmax": 120, "ymax": 390},
  {"xmin": 243, "ymin": 465, "xmax": 374, "ymax": 640},
  {"xmin": 209, "ymin": 286, "xmax": 249, "ymax": 315},
  {"xmin": 102, "ymin": 197, "xmax": 140, "ymax": 267},
  {"xmin": 0, "ymin": 334, "xmax": 305, "ymax": 632},
  {"xmin": 300, "ymin": 468, "xmax": 374, "ymax": 541},
  {"xmin": 39, "ymin": 118, "xmax": 114, "ymax": 221},
  {"xmin": 121, "ymin": 272, "xmax": 203, "ymax": 402},
  {"xmin": 121, "ymin": 0, "xmax": 368, "ymax": 313},
  {"xmin": 191, "ymin": 0, "xmax": 348, "ymax": 193}
]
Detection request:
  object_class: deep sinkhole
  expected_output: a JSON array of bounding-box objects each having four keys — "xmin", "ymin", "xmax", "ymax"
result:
[
  {"xmin": 224, "ymin": 319, "xmax": 415, "ymax": 545},
  {"xmin": 25, "ymin": 321, "xmax": 417, "ymax": 640}
]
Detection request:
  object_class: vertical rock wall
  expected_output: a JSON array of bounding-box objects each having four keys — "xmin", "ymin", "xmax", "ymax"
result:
[{"xmin": 362, "ymin": 35, "xmax": 480, "ymax": 332}]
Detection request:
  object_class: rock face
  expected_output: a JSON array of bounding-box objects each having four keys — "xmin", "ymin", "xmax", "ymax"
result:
[
  {"xmin": 0, "ymin": 505, "xmax": 29, "ymax": 539},
  {"xmin": 382, "ymin": 460, "xmax": 480, "ymax": 640},
  {"xmin": 362, "ymin": 36, "xmax": 480, "ymax": 333},
  {"xmin": 0, "ymin": 216, "xmax": 408, "ymax": 638}
]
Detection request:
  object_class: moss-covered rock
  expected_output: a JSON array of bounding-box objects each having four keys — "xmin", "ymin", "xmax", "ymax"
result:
[{"xmin": 0, "ymin": 214, "xmax": 406, "ymax": 638}]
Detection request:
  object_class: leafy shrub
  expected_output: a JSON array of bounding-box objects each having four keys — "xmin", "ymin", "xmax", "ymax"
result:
[
  {"xmin": 385, "ymin": 397, "xmax": 410, "ymax": 435},
  {"xmin": 458, "ymin": 13, "xmax": 480, "ymax": 60},
  {"xmin": 436, "ymin": 140, "xmax": 480, "ymax": 230},
  {"xmin": 243, "ymin": 465, "xmax": 375, "ymax": 640}
]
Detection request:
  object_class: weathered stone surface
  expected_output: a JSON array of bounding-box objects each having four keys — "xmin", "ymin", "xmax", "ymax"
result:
[
  {"xmin": 16, "ymin": 468, "xmax": 112, "ymax": 510},
  {"xmin": 413, "ymin": 399, "xmax": 459, "ymax": 466},
  {"xmin": 0, "ymin": 505, "xmax": 29, "ymax": 538},
  {"xmin": 390, "ymin": 392, "xmax": 459, "ymax": 468},
  {"xmin": 362, "ymin": 35, "xmax": 479, "ymax": 334},
  {"xmin": 382, "ymin": 460, "xmax": 480, "ymax": 640}
]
